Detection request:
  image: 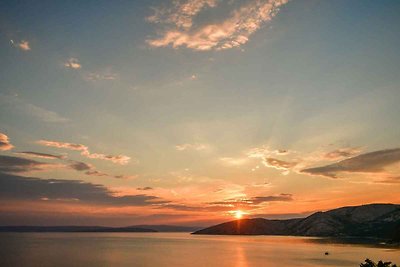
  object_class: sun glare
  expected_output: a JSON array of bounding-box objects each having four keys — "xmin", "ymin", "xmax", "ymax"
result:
[{"xmin": 234, "ymin": 210, "xmax": 244, "ymax": 219}]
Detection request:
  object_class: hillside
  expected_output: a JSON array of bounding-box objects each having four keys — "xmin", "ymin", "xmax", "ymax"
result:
[{"xmin": 193, "ymin": 203, "xmax": 400, "ymax": 240}]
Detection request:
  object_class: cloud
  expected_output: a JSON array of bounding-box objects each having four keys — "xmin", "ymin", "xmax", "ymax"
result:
[
  {"xmin": 0, "ymin": 133, "xmax": 14, "ymax": 151},
  {"xmin": 209, "ymin": 193, "xmax": 293, "ymax": 207},
  {"xmin": 374, "ymin": 176, "xmax": 400, "ymax": 184},
  {"xmin": 11, "ymin": 40, "xmax": 31, "ymax": 51},
  {"xmin": 137, "ymin": 187, "xmax": 154, "ymax": 191},
  {"xmin": 175, "ymin": 143, "xmax": 210, "ymax": 151},
  {"xmin": 264, "ymin": 158, "xmax": 297, "ymax": 171},
  {"xmin": 16, "ymin": 151, "xmax": 65, "ymax": 160},
  {"xmin": 114, "ymin": 175, "xmax": 137, "ymax": 179},
  {"xmin": 64, "ymin": 58, "xmax": 82, "ymax": 69},
  {"xmin": 0, "ymin": 172, "xmax": 168, "ymax": 206},
  {"xmin": 324, "ymin": 147, "xmax": 361, "ymax": 160},
  {"xmin": 147, "ymin": 0, "xmax": 218, "ymax": 29},
  {"xmin": 37, "ymin": 140, "xmax": 131, "ymax": 165},
  {"xmin": 84, "ymin": 70, "xmax": 118, "ymax": 81},
  {"xmin": 82, "ymin": 151, "xmax": 131, "ymax": 165},
  {"xmin": 219, "ymin": 157, "xmax": 249, "ymax": 166},
  {"xmin": 250, "ymin": 193, "xmax": 293, "ymax": 204},
  {"xmin": 68, "ymin": 161, "xmax": 92, "ymax": 171},
  {"xmin": 301, "ymin": 148, "xmax": 400, "ymax": 178},
  {"xmin": 83, "ymin": 168, "xmax": 135, "ymax": 180},
  {"xmin": 0, "ymin": 94, "xmax": 69, "ymax": 123},
  {"xmin": 147, "ymin": 0, "xmax": 289, "ymax": 51},
  {"xmin": 37, "ymin": 140, "xmax": 86, "ymax": 151},
  {"xmin": 156, "ymin": 203, "xmax": 226, "ymax": 212},
  {"xmin": 67, "ymin": 160, "xmax": 135, "ymax": 179},
  {"xmin": 245, "ymin": 145, "xmax": 364, "ymax": 175},
  {"xmin": 84, "ymin": 170, "xmax": 109, "ymax": 177},
  {"xmin": 1, "ymin": 153, "xmax": 134, "ymax": 179},
  {"xmin": 247, "ymin": 145, "xmax": 291, "ymax": 158},
  {"xmin": 0, "ymin": 155, "xmax": 59, "ymax": 174},
  {"xmin": 246, "ymin": 145, "xmax": 297, "ymax": 173},
  {"xmin": 66, "ymin": 160, "xmax": 134, "ymax": 179}
]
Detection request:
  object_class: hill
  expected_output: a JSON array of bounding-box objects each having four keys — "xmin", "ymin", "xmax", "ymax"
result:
[
  {"xmin": 0, "ymin": 226, "xmax": 157, "ymax": 233},
  {"xmin": 0, "ymin": 225, "xmax": 202, "ymax": 233},
  {"xmin": 193, "ymin": 203, "xmax": 400, "ymax": 241}
]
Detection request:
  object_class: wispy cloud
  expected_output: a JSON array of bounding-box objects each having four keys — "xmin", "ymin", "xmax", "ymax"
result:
[
  {"xmin": 209, "ymin": 193, "xmax": 293, "ymax": 207},
  {"xmin": 374, "ymin": 176, "xmax": 400, "ymax": 184},
  {"xmin": 323, "ymin": 147, "xmax": 361, "ymax": 160},
  {"xmin": 37, "ymin": 140, "xmax": 86, "ymax": 151},
  {"xmin": 0, "ymin": 172, "xmax": 167, "ymax": 206},
  {"xmin": 84, "ymin": 69, "xmax": 119, "ymax": 81},
  {"xmin": 68, "ymin": 161, "xmax": 136, "ymax": 179},
  {"xmin": 247, "ymin": 145, "xmax": 291, "ymax": 158},
  {"xmin": 37, "ymin": 140, "xmax": 131, "ymax": 165},
  {"xmin": 11, "ymin": 40, "xmax": 31, "ymax": 51},
  {"xmin": 0, "ymin": 94, "xmax": 69, "ymax": 123},
  {"xmin": 16, "ymin": 151, "xmax": 65, "ymax": 160},
  {"xmin": 67, "ymin": 160, "xmax": 129, "ymax": 179},
  {"xmin": 1, "ymin": 152, "xmax": 134, "ymax": 179},
  {"xmin": 219, "ymin": 157, "xmax": 249, "ymax": 166},
  {"xmin": 245, "ymin": 145, "xmax": 295, "ymax": 173},
  {"xmin": 263, "ymin": 158, "xmax": 296, "ymax": 174},
  {"xmin": 137, "ymin": 187, "xmax": 154, "ymax": 191},
  {"xmin": 147, "ymin": 0, "xmax": 289, "ymax": 51},
  {"xmin": 0, "ymin": 133, "xmax": 14, "ymax": 151},
  {"xmin": 64, "ymin": 58, "xmax": 82, "ymax": 69},
  {"xmin": 0, "ymin": 155, "xmax": 61, "ymax": 174},
  {"xmin": 147, "ymin": 0, "xmax": 218, "ymax": 29},
  {"xmin": 175, "ymin": 143, "xmax": 210, "ymax": 151},
  {"xmin": 301, "ymin": 148, "xmax": 400, "ymax": 178},
  {"xmin": 68, "ymin": 160, "xmax": 92, "ymax": 171},
  {"xmin": 82, "ymin": 151, "xmax": 131, "ymax": 165}
]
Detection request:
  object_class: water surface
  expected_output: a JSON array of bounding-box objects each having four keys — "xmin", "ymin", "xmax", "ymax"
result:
[{"xmin": 1, "ymin": 233, "xmax": 399, "ymax": 267}]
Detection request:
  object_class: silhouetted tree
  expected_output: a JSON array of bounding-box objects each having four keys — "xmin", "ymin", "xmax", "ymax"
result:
[{"xmin": 360, "ymin": 258, "xmax": 397, "ymax": 267}]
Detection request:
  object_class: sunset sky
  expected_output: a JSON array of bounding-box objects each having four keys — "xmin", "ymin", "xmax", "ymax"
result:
[{"xmin": 1, "ymin": 0, "xmax": 400, "ymax": 226}]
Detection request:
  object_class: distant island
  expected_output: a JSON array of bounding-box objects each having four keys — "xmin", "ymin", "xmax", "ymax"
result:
[
  {"xmin": 193, "ymin": 203, "xmax": 400, "ymax": 243},
  {"xmin": 0, "ymin": 225, "xmax": 201, "ymax": 233}
]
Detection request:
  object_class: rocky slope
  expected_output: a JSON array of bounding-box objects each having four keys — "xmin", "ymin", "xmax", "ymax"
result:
[{"xmin": 193, "ymin": 203, "xmax": 400, "ymax": 240}]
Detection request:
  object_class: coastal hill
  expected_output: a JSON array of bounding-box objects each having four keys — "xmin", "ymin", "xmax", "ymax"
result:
[
  {"xmin": 192, "ymin": 203, "xmax": 400, "ymax": 240},
  {"xmin": 0, "ymin": 226, "xmax": 157, "ymax": 233},
  {"xmin": 0, "ymin": 225, "xmax": 201, "ymax": 233}
]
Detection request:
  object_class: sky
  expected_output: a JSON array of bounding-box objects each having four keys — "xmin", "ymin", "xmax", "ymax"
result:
[{"xmin": 0, "ymin": 0, "xmax": 400, "ymax": 227}]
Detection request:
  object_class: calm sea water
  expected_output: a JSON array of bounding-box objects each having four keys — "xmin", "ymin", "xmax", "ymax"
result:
[{"xmin": 0, "ymin": 233, "xmax": 399, "ymax": 267}]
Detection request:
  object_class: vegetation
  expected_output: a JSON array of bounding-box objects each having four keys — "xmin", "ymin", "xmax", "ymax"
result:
[{"xmin": 360, "ymin": 259, "xmax": 397, "ymax": 267}]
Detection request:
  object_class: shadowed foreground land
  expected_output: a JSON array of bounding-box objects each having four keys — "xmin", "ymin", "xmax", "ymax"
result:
[{"xmin": 193, "ymin": 203, "xmax": 400, "ymax": 244}]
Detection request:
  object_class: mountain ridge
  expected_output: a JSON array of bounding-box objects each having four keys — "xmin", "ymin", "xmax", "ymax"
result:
[
  {"xmin": 0, "ymin": 224, "xmax": 202, "ymax": 233},
  {"xmin": 0, "ymin": 226, "xmax": 157, "ymax": 233},
  {"xmin": 192, "ymin": 203, "xmax": 400, "ymax": 241}
]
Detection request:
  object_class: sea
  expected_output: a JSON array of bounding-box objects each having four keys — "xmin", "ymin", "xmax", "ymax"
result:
[{"xmin": 0, "ymin": 232, "xmax": 399, "ymax": 266}]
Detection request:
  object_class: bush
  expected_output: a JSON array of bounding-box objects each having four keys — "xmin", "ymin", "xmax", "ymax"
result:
[{"xmin": 360, "ymin": 258, "xmax": 397, "ymax": 267}]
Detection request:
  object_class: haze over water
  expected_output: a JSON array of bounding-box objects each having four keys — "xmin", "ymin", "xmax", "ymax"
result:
[{"xmin": 1, "ymin": 233, "xmax": 399, "ymax": 267}]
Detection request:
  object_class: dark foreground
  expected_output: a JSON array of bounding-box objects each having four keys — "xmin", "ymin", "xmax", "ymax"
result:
[{"xmin": 193, "ymin": 203, "xmax": 400, "ymax": 244}]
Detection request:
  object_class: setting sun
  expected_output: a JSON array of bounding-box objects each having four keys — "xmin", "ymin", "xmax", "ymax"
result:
[{"xmin": 234, "ymin": 210, "xmax": 245, "ymax": 219}]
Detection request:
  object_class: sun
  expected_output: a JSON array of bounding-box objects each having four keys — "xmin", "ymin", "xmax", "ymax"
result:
[{"xmin": 234, "ymin": 210, "xmax": 244, "ymax": 219}]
